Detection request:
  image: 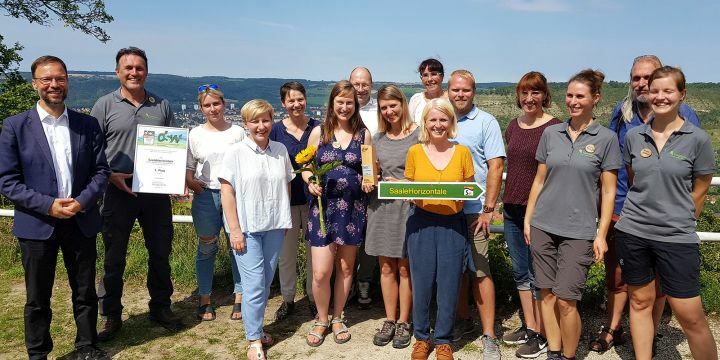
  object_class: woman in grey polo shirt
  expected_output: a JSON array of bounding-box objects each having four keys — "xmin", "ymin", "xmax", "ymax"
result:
[
  {"xmin": 523, "ymin": 69, "xmax": 621, "ymax": 360},
  {"xmin": 614, "ymin": 66, "xmax": 717, "ymax": 360}
]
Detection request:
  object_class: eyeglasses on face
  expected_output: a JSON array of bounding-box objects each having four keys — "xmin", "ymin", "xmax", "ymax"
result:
[
  {"xmin": 33, "ymin": 77, "xmax": 67, "ymax": 85},
  {"xmin": 198, "ymin": 84, "xmax": 220, "ymax": 93}
]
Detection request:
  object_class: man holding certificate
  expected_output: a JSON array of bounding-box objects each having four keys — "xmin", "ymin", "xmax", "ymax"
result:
[{"xmin": 91, "ymin": 47, "xmax": 183, "ymax": 340}]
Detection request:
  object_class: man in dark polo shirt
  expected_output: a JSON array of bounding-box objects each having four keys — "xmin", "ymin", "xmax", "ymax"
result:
[{"xmin": 91, "ymin": 47, "xmax": 182, "ymax": 341}]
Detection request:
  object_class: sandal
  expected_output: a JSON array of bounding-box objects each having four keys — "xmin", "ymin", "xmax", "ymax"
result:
[
  {"xmin": 247, "ymin": 343, "xmax": 264, "ymax": 360},
  {"xmin": 196, "ymin": 303, "xmax": 216, "ymax": 321},
  {"xmin": 306, "ymin": 320, "xmax": 329, "ymax": 347},
  {"xmin": 230, "ymin": 302, "xmax": 242, "ymax": 320},
  {"xmin": 589, "ymin": 325, "xmax": 625, "ymax": 353},
  {"xmin": 331, "ymin": 318, "xmax": 351, "ymax": 344}
]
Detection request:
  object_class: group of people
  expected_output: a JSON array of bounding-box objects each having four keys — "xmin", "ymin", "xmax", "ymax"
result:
[{"xmin": 0, "ymin": 48, "xmax": 716, "ymax": 360}]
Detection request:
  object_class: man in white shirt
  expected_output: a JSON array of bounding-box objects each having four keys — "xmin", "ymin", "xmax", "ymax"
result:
[
  {"xmin": 0, "ymin": 55, "xmax": 110, "ymax": 360},
  {"xmin": 349, "ymin": 67, "xmax": 378, "ymax": 136}
]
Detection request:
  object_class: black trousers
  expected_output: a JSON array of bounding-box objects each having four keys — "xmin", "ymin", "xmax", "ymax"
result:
[
  {"xmin": 97, "ymin": 185, "xmax": 174, "ymax": 318},
  {"xmin": 19, "ymin": 220, "xmax": 98, "ymax": 360}
]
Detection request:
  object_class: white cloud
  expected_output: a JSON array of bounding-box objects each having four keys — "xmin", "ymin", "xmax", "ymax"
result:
[{"xmin": 499, "ymin": 0, "xmax": 570, "ymax": 12}]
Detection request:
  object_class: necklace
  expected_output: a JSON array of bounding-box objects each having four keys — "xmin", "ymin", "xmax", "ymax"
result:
[{"xmin": 568, "ymin": 121, "xmax": 591, "ymax": 134}]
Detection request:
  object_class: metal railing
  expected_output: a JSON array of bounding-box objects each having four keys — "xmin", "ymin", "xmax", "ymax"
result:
[{"xmin": 2, "ymin": 176, "xmax": 719, "ymax": 241}]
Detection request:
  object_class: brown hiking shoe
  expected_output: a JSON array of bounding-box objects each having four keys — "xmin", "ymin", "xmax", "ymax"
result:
[
  {"xmin": 411, "ymin": 339, "xmax": 433, "ymax": 360},
  {"xmin": 435, "ymin": 343, "xmax": 454, "ymax": 360}
]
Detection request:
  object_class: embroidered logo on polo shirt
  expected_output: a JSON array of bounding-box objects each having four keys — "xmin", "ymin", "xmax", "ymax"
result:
[
  {"xmin": 577, "ymin": 149, "xmax": 597, "ymax": 159},
  {"xmin": 143, "ymin": 113, "xmax": 160, "ymax": 121},
  {"xmin": 669, "ymin": 150, "xmax": 688, "ymax": 161}
]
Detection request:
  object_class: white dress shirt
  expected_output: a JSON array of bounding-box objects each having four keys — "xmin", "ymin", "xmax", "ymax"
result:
[
  {"xmin": 359, "ymin": 97, "xmax": 379, "ymax": 136},
  {"xmin": 218, "ymin": 137, "xmax": 295, "ymax": 233},
  {"xmin": 36, "ymin": 103, "xmax": 73, "ymax": 198}
]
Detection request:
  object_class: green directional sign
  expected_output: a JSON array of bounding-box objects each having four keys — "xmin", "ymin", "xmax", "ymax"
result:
[{"xmin": 378, "ymin": 181, "xmax": 484, "ymax": 200}]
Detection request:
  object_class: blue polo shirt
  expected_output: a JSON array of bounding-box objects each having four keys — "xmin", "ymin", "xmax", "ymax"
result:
[
  {"xmin": 269, "ymin": 118, "xmax": 320, "ymax": 205},
  {"xmin": 608, "ymin": 101, "xmax": 700, "ymax": 215},
  {"xmin": 452, "ymin": 106, "xmax": 506, "ymax": 214}
]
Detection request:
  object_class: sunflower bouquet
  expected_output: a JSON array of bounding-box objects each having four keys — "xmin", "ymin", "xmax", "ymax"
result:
[{"xmin": 295, "ymin": 145, "xmax": 342, "ymax": 236}]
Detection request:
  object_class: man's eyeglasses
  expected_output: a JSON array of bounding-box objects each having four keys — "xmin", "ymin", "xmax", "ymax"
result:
[
  {"xmin": 33, "ymin": 77, "xmax": 67, "ymax": 85},
  {"xmin": 198, "ymin": 84, "xmax": 219, "ymax": 93}
]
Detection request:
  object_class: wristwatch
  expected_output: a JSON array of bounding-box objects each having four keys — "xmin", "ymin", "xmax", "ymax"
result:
[{"xmin": 482, "ymin": 205, "xmax": 495, "ymax": 213}]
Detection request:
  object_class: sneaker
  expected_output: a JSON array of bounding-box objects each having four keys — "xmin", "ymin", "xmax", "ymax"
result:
[
  {"xmin": 481, "ymin": 335, "xmax": 502, "ymax": 360},
  {"xmin": 546, "ymin": 351, "xmax": 562, "ymax": 359},
  {"xmin": 149, "ymin": 307, "xmax": 184, "ymax": 331},
  {"xmin": 516, "ymin": 332, "xmax": 548, "ymax": 358},
  {"xmin": 392, "ymin": 322, "xmax": 412, "ymax": 349},
  {"xmin": 97, "ymin": 317, "xmax": 122, "ymax": 342},
  {"xmin": 502, "ymin": 325, "xmax": 530, "ymax": 345},
  {"xmin": 435, "ymin": 343, "xmax": 454, "ymax": 360},
  {"xmin": 372, "ymin": 320, "xmax": 396, "ymax": 346},
  {"xmin": 452, "ymin": 318, "xmax": 475, "ymax": 342},
  {"xmin": 274, "ymin": 301, "xmax": 295, "ymax": 321},
  {"xmin": 74, "ymin": 345, "xmax": 109, "ymax": 360},
  {"xmin": 411, "ymin": 339, "xmax": 433, "ymax": 360},
  {"xmin": 357, "ymin": 281, "xmax": 371, "ymax": 309}
]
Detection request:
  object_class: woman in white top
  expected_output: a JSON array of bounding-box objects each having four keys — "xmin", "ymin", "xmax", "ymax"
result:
[
  {"xmin": 186, "ymin": 84, "xmax": 245, "ymax": 321},
  {"xmin": 408, "ymin": 58, "xmax": 448, "ymax": 124},
  {"xmin": 219, "ymin": 99, "xmax": 294, "ymax": 360}
]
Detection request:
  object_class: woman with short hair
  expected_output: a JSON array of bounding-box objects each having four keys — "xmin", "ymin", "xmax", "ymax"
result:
[
  {"xmin": 408, "ymin": 58, "xmax": 447, "ymax": 124},
  {"xmin": 405, "ymin": 98, "xmax": 475, "ymax": 360},
  {"xmin": 219, "ymin": 99, "xmax": 295, "ymax": 360}
]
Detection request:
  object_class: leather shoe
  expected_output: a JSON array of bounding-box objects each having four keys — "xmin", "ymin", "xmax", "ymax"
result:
[
  {"xmin": 74, "ymin": 345, "xmax": 109, "ymax": 360},
  {"xmin": 149, "ymin": 307, "xmax": 184, "ymax": 331},
  {"xmin": 97, "ymin": 317, "xmax": 122, "ymax": 342}
]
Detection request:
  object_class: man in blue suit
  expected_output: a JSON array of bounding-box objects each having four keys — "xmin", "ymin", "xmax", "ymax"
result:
[{"xmin": 0, "ymin": 55, "xmax": 110, "ymax": 360}]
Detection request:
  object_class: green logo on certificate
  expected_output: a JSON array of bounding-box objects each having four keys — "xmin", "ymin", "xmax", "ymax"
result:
[{"xmin": 378, "ymin": 182, "xmax": 484, "ymax": 200}]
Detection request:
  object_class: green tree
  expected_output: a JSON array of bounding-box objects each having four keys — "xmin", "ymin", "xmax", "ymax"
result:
[{"xmin": 0, "ymin": 0, "xmax": 113, "ymax": 124}]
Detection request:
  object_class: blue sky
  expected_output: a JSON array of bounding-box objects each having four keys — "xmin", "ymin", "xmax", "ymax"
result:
[{"xmin": 2, "ymin": 0, "xmax": 719, "ymax": 83}]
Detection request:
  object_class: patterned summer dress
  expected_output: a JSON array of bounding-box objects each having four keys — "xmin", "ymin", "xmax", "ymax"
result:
[{"xmin": 307, "ymin": 128, "xmax": 368, "ymax": 247}]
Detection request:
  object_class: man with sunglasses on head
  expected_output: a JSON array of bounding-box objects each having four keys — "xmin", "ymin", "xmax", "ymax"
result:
[{"xmin": 91, "ymin": 47, "xmax": 183, "ymax": 341}]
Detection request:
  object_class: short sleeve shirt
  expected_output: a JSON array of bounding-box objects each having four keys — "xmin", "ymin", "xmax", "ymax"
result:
[
  {"xmin": 359, "ymin": 98, "xmax": 379, "ymax": 136},
  {"xmin": 531, "ymin": 121, "xmax": 622, "ymax": 240},
  {"xmin": 608, "ymin": 101, "xmax": 700, "ymax": 214},
  {"xmin": 217, "ymin": 137, "xmax": 295, "ymax": 233},
  {"xmin": 615, "ymin": 121, "xmax": 716, "ymax": 243},
  {"xmin": 269, "ymin": 118, "xmax": 320, "ymax": 205},
  {"xmin": 452, "ymin": 106, "xmax": 506, "ymax": 214},
  {"xmin": 186, "ymin": 124, "xmax": 245, "ymax": 190},
  {"xmin": 404, "ymin": 144, "xmax": 475, "ymax": 215},
  {"xmin": 91, "ymin": 88, "xmax": 175, "ymax": 173}
]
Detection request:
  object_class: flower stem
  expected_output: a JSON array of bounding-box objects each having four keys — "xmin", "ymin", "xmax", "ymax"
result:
[{"xmin": 317, "ymin": 194, "xmax": 326, "ymax": 237}]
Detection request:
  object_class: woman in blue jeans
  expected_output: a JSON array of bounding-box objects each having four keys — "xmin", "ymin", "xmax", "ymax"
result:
[
  {"xmin": 501, "ymin": 72, "xmax": 560, "ymax": 358},
  {"xmin": 186, "ymin": 84, "xmax": 246, "ymax": 321},
  {"xmin": 219, "ymin": 99, "xmax": 295, "ymax": 360}
]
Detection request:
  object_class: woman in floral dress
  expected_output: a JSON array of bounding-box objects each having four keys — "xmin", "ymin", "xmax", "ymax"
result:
[{"xmin": 303, "ymin": 80, "xmax": 373, "ymax": 346}]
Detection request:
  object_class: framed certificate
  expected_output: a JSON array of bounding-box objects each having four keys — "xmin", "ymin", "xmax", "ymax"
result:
[{"xmin": 132, "ymin": 125, "xmax": 189, "ymax": 194}]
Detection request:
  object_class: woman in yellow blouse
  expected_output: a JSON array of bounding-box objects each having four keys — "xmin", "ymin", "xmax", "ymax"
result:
[{"xmin": 404, "ymin": 98, "xmax": 475, "ymax": 360}]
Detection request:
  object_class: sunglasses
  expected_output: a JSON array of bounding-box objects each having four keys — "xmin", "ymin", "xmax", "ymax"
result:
[{"xmin": 198, "ymin": 84, "xmax": 220, "ymax": 93}]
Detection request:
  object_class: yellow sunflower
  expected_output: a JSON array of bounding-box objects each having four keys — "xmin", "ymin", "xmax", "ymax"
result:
[{"xmin": 295, "ymin": 145, "xmax": 317, "ymax": 165}]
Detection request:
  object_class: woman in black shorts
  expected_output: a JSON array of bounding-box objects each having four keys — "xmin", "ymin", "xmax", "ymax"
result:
[{"xmin": 614, "ymin": 66, "xmax": 717, "ymax": 360}]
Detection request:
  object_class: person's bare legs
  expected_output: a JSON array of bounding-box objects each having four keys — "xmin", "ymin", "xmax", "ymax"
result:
[
  {"xmin": 556, "ymin": 298, "xmax": 581, "ymax": 357},
  {"xmin": 667, "ymin": 295, "xmax": 718, "ymax": 360},
  {"xmin": 472, "ymin": 275, "xmax": 496, "ymax": 337},
  {"xmin": 331, "ymin": 245, "xmax": 358, "ymax": 341},
  {"xmin": 628, "ymin": 281, "xmax": 656, "ymax": 360},
  {"xmin": 517, "ymin": 289, "xmax": 540, "ymax": 332},
  {"xmin": 306, "ymin": 244, "xmax": 335, "ymax": 345},
  {"xmin": 379, "ymin": 256, "xmax": 399, "ymax": 321},
  {"xmin": 398, "ymin": 258, "xmax": 412, "ymax": 324},
  {"xmin": 540, "ymin": 289, "xmax": 561, "ymax": 352},
  {"xmin": 652, "ymin": 295, "xmax": 666, "ymax": 334}
]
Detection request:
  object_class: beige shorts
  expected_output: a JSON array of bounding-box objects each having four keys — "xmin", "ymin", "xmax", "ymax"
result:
[{"xmin": 466, "ymin": 214, "xmax": 492, "ymax": 278}]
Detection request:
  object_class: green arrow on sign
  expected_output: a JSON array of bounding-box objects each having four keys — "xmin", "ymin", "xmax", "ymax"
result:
[{"xmin": 378, "ymin": 182, "xmax": 484, "ymax": 200}]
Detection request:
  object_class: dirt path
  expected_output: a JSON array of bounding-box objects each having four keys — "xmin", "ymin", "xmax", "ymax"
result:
[{"xmin": 1, "ymin": 273, "xmax": 719, "ymax": 359}]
